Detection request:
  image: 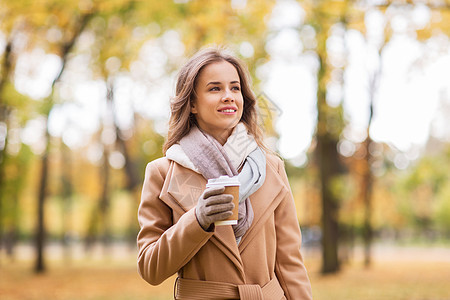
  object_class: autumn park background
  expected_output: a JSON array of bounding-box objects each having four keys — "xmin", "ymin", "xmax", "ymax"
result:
[{"xmin": 1, "ymin": 0, "xmax": 450, "ymax": 299}]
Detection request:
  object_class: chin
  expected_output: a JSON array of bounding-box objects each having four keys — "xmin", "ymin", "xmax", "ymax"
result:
[{"xmin": 229, "ymin": 118, "xmax": 240, "ymax": 127}]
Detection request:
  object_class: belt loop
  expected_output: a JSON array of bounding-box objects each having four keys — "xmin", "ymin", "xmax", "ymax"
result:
[
  {"xmin": 238, "ymin": 284, "xmax": 264, "ymax": 300},
  {"xmin": 173, "ymin": 277, "xmax": 179, "ymax": 300}
]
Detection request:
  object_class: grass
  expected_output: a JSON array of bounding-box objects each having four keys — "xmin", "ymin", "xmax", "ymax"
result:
[
  {"xmin": 1, "ymin": 244, "xmax": 450, "ymax": 300},
  {"xmin": 309, "ymin": 260, "xmax": 450, "ymax": 300}
]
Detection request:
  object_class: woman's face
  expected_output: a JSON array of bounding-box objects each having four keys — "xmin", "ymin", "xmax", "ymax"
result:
[{"xmin": 191, "ymin": 60, "xmax": 244, "ymax": 144}]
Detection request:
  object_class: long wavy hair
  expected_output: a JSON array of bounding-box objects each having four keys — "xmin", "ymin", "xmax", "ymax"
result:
[{"xmin": 162, "ymin": 47, "xmax": 267, "ymax": 154}]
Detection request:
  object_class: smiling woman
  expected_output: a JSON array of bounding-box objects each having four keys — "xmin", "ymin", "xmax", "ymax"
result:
[
  {"xmin": 136, "ymin": 47, "xmax": 312, "ymax": 299},
  {"xmin": 162, "ymin": 47, "xmax": 265, "ymax": 154},
  {"xmin": 190, "ymin": 60, "xmax": 244, "ymax": 144}
]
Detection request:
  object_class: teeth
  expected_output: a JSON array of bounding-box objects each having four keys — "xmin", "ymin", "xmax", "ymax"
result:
[{"xmin": 221, "ymin": 109, "xmax": 235, "ymax": 113}]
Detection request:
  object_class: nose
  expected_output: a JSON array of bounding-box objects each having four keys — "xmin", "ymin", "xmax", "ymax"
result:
[{"xmin": 221, "ymin": 89, "xmax": 235, "ymax": 102}]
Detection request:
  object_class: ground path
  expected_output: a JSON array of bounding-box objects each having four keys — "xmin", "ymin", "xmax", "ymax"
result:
[{"xmin": 1, "ymin": 243, "xmax": 449, "ymax": 300}]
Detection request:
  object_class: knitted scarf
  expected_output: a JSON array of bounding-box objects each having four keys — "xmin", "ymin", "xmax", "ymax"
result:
[{"xmin": 176, "ymin": 123, "xmax": 266, "ymax": 242}]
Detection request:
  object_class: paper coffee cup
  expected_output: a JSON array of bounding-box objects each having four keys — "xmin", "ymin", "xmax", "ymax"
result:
[{"xmin": 206, "ymin": 175, "xmax": 240, "ymax": 226}]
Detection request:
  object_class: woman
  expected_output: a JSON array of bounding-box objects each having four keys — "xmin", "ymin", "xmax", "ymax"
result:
[{"xmin": 137, "ymin": 47, "xmax": 312, "ymax": 300}]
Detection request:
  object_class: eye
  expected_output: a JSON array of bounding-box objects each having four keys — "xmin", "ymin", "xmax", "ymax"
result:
[
  {"xmin": 209, "ymin": 86, "xmax": 220, "ymax": 91},
  {"xmin": 231, "ymin": 86, "xmax": 240, "ymax": 91}
]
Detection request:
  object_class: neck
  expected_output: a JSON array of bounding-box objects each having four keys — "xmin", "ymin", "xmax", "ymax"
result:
[{"xmin": 200, "ymin": 128, "xmax": 233, "ymax": 146}]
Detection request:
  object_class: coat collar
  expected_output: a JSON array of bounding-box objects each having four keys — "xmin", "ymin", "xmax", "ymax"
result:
[
  {"xmin": 165, "ymin": 123, "xmax": 258, "ymax": 175},
  {"xmin": 159, "ymin": 157, "xmax": 287, "ymax": 273}
]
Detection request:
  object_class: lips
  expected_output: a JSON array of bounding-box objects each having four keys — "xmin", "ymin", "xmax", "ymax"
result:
[{"xmin": 218, "ymin": 106, "xmax": 237, "ymax": 113}]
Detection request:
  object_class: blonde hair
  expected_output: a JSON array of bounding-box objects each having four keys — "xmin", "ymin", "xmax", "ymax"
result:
[{"xmin": 163, "ymin": 47, "xmax": 267, "ymax": 154}]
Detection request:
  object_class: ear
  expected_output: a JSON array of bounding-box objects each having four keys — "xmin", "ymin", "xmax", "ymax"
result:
[{"xmin": 191, "ymin": 103, "xmax": 197, "ymax": 114}]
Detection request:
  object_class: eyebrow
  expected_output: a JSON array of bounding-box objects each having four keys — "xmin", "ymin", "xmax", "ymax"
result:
[{"xmin": 206, "ymin": 80, "xmax": 240, "ymax": 86}]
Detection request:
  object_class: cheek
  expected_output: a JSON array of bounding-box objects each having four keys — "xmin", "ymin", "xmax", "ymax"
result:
[
  {"xmin": 238, "ymin": 97, "xmax": 245, "ymax": 118},
  {"xmin": 237, "ymin": 94, "xmax": 243, "ymax": 105}
]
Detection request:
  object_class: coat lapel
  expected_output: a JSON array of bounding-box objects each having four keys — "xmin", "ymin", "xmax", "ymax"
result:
[
  {"xmin": 238, "ymin": 160, "xmax": 287, "ymax": 253},
  {"xmin": 166, "ymin": 163, "xmax": 205, "ymax": 213},
  {"xmin": 160, "ymin": 162, "xmax": 244, "ymax": 272}
]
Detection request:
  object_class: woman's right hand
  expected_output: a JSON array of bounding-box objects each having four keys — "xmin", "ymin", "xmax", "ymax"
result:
[{"xmin": 195, "ymin": 186, "xmax": 234, "ymax": 231}]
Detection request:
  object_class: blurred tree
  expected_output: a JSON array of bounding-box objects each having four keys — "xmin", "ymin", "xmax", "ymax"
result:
[
  {"xmin": 0, "ymin": 37, "xmax": 14, "ymax": 257},
  {"xmin": 24, "ymin": 0, "xmax": 182, "ymax": 271},
  {"xmin": 346, "ymin": 11, "xmax": 390, "ymax": 267},
  {"xmin": 0, "ymin": 39, "xmax": 13, "ymax": 163},
  {"xmin": 301, "ymin": 0, "xmax": 356, "ymax": 274},
  {"xmin": 434, "ymin": 147, "xmax": 450, "ymax": 235},
  {"xmin": 85, "ymin": 125, "xmax": 112, "ymax": 252},
  {"xmin": 356, "ymin": 0, "xmax": 449, "ymax": 265},
  {"xmin": 58, "ymin": 139, "xmax": 73, "ymax": 261},
  {"xmin": 304, "ymin": 0, "xmax": 449, "ymax": 270},
  {"xmin": 0, "ymin": 1, "xmax": 20, "ymax": 257},
  {"xmin": 396, "ymin": 155, "xmax": 447, "ymax": 236},
  {"xmin": 35, "ymin": 12, "xmax": 94, "ymax": 273},
  {"xmin": 11, "ymin": 0, "xmax": 99, "ymax": 273},
  {"xmin": 80, "ymin": 1, "xmax": 180, "ymax": 248},
  {"xmin": 0, "ymin": 0, "xmax": 47, "ymax": 260}
]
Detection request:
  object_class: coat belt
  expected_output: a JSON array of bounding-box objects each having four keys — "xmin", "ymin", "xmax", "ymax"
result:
[{"xmin": 174, "ymin": 276, "xmax": 285, "ymax": 300}]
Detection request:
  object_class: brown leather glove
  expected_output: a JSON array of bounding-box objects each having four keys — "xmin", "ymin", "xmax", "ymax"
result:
[{"xmin": 195, "ymin": 185, "xmax": 234, "ymax": 231}]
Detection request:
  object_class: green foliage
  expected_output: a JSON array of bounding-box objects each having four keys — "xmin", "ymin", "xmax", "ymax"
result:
[
  {"xmin": 392, "ymin": 146, "xmax": 450, "ymax": 232},
  {"xmin": 0, "ymin": 143, "xmax": 33, "ymax": 232},
  {"xmin": 0, "ymin": 82, "xmax": 35, "ymax": 118},
  {"xmin": 435, "ymin": 184, "xmax": 450, "ymax": 231},
  {"xmin": 330, "ymin": 174, "xmax": 356, "ymax": 205}
]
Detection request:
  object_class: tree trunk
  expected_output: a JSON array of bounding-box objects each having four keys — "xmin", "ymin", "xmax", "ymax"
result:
[
  {"xmin": 317, "ymin": 134, "xmax": 341, "ymax": 273},
  {"xmin": 0, "ymin": 39, "xmax": 13, "ymax": 254},
  {"xmin": 4, "ymin": 179, "xmax": 21, "ymax": 261},
  {"xmin": 35, "ymin": 129, "xmax": 50, "ymax": 273},
  {"xmin": 362, "ymin": 140, "xmax": 373, "ymax": 267},
  {"xmin": 85, "ymin": 82, "xmax": 116, "ymax": 252},
  {"xmin": 85, "ymin": 138, "xmax": 111, "ymax": 252},
  {"xmin": 105, "ymin": 80, "xmax": 141, "ymax": 244},
  {"xmin": 315, "ymin": 21, "xmax": 342, "ymax": 274},
  {"xmin": 361, "ymin": 55, "xmax": 379, "ymax": 267},
  {"xmin": 60, "ymin": 141, "xmax": 73, "ymax": 262}
]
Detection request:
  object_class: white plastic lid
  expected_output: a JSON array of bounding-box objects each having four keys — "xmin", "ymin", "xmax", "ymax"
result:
[{"xmin": 206, "ymin": 175, "xmax": 240, "ymax": 187}]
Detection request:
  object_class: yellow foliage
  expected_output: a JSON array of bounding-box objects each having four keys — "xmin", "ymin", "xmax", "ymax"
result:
[
  {"xmin": 178, "ymin": 0, "xmax": 274, "ymax": 53},
  {"xmin": 415, "ymin": 9, "xmax": 450, "ymax": 41}
]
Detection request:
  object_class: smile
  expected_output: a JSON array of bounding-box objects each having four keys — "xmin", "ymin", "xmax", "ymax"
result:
[{"xmin": 218, "ymin": 109, "xmax": 237, "ymax": 113}]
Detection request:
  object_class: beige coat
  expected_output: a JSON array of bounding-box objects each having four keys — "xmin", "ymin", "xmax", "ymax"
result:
[{"xmin": 137, "ymin": 153, "xmax": 312, "ymax": 299}]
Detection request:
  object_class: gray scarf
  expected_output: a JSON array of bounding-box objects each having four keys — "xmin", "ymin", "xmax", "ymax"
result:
[{"xmin": 179, "ymin": 125, "xmax": 266, "ymax": 242}]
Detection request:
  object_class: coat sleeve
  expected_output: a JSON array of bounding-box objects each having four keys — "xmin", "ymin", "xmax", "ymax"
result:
[
  {"xmin": 274, "ymin": 158, "xmax": 313, "ymax": 300},
  {"xmin": 136, "ymin": 159, "xmax": 214, "ymax": 285}
]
